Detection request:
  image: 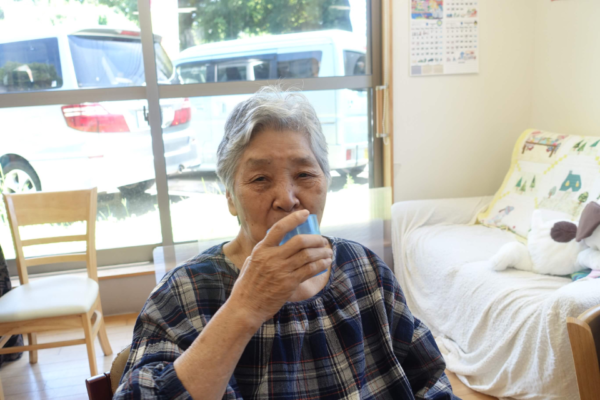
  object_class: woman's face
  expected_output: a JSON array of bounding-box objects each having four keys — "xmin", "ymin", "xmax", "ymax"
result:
[{"xmin": 227, "ymin": 127, "xmax": 328, "ymax": 246}]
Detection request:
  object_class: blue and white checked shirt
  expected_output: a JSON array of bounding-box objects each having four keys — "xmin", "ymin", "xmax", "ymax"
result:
[{"xmin": 115, "ymin": 238, "xmax": 458, "ymax": 399}]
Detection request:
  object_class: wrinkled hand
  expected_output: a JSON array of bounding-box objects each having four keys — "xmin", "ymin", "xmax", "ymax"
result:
[{"xmin": 229, "ymin": 210, "xmax": 332, "ymax": 326}]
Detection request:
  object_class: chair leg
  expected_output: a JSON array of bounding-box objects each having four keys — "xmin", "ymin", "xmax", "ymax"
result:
[
  {"xmin": 82, "ymin": 313, "xmax": 98, "ymax": 376},
  {"xmin": 0, "ymin": 375, "xmax": 4, "ymax": 400},
  {"xmin": 28, "ymin": 333, "xmax": 38, "ymax": 364},
  {"xmin": 96, "ymin": 302, "xmax": 113, "ymax": 356}
]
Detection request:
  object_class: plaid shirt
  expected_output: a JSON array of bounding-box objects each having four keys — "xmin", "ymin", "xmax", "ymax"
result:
[{"xmin": 115, "ymin": 238, "xmax": 457, "ymax": 400}]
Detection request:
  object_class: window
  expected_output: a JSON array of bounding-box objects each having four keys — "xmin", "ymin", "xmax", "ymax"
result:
[
  {"xmin": 159, "ymin": 2, "xmax": 368, "ymax": 86},
  {"xmin": 175, "ymin": 52, "xmax": 323, "ymax": 83},
  {"xmin": 177, "ymin": 62, "xmax": 210, "ymax": 84},
  {"xmin": 0, "ymin": 0, "xmax": 381, "ymax": 270},
  {"xmin": 217, "ymin": 63, "xmax": 247, "ymax": 82},
  {"xmin": 0, "ymin": 98, "xmax": 165, "ymax": 260},
  {"xmin": 277, "ymin": 52, "xmax": 322, "ymax": 79},
  {"xmin": 0, "ymin": 38, "xmax": 63, "ymax": 92},
  {"xmin": 344, "ymin": 50, "xmax": 367, "ymax": 76},
  {"xmin": 68, "ymin": 35, "xmax": 173, "ymax": 88},
  {"xmin": 169, "ymin": 89, "xmax": 369, "ymax": 243}
]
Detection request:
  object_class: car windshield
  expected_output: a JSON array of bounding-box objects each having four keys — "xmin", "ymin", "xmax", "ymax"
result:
[
  {"xmin": 0, "ymin": 37, "xmax": 63, "ymax": 93},
  {"xmin": 68, "ymin": 35, "xmax": 173, "ymax": 88}
]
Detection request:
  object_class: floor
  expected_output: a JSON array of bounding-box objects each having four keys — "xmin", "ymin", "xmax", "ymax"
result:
[
  {"xmin": 0, "ymin": 314, "xmax": 496, "ymax": 400},
  {"xmin": 0, "ymin": 314, "xmax": 136, "ymax": 400}
]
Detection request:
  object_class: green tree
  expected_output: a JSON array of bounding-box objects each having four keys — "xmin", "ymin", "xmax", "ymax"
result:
[
  {"xmin": 516, "ymin": 177, "xmax": 522, "ymax": 188},
  {"xmin": 99, "ymin": 0, "xmax": 352, "ymax": 50},
  {"xmin": 579, "ymin": 192, "xmax": 589, "ymax": 204},
  {"xmin": 530, "ymin": 176, "xmax": 536, "ymax": 189},
  {"xmin": 179, "ymin": 0, "xmax": 352, "ymax": 49},
  {"xmin": 96, "ymin": 0, "xmax": 139, "ymax": 24}
]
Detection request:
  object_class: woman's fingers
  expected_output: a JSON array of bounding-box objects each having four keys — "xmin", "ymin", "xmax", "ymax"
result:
[
  {"xmin": 261, "ymin": 210, "xmax": 309, "ymax": 247},
  {"xmin": 287, "ymin": 247, "xmax": 333, "ymax": 271},
  {"xmin": 294, "ymin": 258, "xmax": 332, "ymax": 283},
  {"xmin": 232, "ymin": 210, "xmax": 332, "ymax": 324},
  {"xmin": 278, "ymin": 234, "xmax": 329, "ymax": 259}
]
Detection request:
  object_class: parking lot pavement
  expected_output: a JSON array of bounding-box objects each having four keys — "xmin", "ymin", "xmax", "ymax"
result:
[
  {"xmin": 163, "ymin": 169, "xmax": 369, "ymax": 196},
  {"xmin": 162, "ymin": 171, "xmax": 226, "ymax": 196},
  {"xmin": 96, "ymin": 168, "xmax": 369, "ymax": 221}
]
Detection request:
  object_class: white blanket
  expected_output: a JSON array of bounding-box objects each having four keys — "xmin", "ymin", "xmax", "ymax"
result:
[{"xmin": 391, "ymin": 197, "xmax": 600, "ymax": 400}]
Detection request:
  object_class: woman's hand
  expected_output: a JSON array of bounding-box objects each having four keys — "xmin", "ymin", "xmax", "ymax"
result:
[{"xmin": 228, "ymin": 210, "xmax": 332, "ymax": 327}]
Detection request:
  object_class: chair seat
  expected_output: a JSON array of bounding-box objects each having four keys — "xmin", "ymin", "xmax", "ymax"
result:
[{"xmin": 0, "ymin": 275, "xmax": 99, "ymax": 323}]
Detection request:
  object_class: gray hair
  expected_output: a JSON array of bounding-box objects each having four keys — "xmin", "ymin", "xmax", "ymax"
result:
[{"xmin": 216, "ymin": 86, "xmax": 330, "ymax": 194}]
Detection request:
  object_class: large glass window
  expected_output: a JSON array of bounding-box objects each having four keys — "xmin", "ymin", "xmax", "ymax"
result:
[
  {"xmin": 151, "ymin": 0, "xmax": 368, "ymax": 85},
  {"xmin": 0, "ymin": 99, "xmax": 163, "ymax": 259},
  {"xmin": 0, "ymin": 0, "xmax": 379, "ymax": 269},
  {"xmin": 167, "ymin": 88, "xmax": 369, "ymax": 243},
  {"xmin": 0, "ymin": 2, "xmax": 174, "ymax": 91},
  {"xmin": 151, "ymin": 0, "xmax": 375, "ymax": 245}
]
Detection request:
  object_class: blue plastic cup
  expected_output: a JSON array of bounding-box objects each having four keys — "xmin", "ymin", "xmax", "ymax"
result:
[
  {"xmin": 276, "ymin": 214, "xmax": 328, "ymax": 277},
  {"xmin": 279, "ymin": 214, "xmax": 320, "ymax": 245}
]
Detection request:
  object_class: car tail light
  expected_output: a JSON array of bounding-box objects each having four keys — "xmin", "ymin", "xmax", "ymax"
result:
[
  {"xmin": 346, "ymin": 149, "xmax": 352, "ymax": 161},
  {"xmin": 62, "ymin": 104, "xmax": 129, "ymax": 133},
  {"xmin": 118, "ymin": 30, "xmax": 140, "ymax": 37},
  {"xmin": 170, "ymin": 98, "xmax": 192, "ymax": 127}
]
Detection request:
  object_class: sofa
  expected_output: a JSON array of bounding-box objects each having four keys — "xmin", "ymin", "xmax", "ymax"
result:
[{"xmin": 391, "ymin": 130, "xmax": 600, "ymax": 400}]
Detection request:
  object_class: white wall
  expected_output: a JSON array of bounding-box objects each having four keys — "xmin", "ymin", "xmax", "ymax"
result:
[
  {"xmin": 530, "ymin": 0, "xmax": 600, "ymax": 136},
  {"xmin": 392, "ymin": 1, "xmax": 537, "ymax": 201}
]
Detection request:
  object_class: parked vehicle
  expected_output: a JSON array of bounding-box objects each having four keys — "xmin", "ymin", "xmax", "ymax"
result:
[
  {"xmin": 172, "ymin": 30, "xmax": 369, "ymax": 177},
  {"xmin": 0, "ymin": 28, "xmax": 200, "ymax": 195}
]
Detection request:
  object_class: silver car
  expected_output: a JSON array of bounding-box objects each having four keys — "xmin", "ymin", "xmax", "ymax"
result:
[{"xmin": 0, "ymin": 28, "xmax": 200, "ymax": 195}]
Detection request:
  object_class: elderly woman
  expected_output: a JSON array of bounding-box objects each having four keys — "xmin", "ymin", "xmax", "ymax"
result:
[{"xmin": 115, "ymin": 88, "xmax": 456, "ymax": 399}]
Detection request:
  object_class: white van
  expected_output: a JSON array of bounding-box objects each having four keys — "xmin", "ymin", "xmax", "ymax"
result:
[
  {"xmin": 0, "ymin": 28, "xmax": 200, "ymax": 195},
  {"xmin": 173, "ymin": 30, "xmax": 369, "ymax": 177}
]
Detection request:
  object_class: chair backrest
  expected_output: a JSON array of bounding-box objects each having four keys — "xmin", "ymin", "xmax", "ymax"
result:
[
  {"xmin": 3, "ymin": 188, "xmax": 98, "ymax": 284},
  {"xmin": 85, "ymin": 372, "xmax": 113, "ymax": 400},
  {"xmin": 567, "ymin": 304, "xmax": 600, "ymax": 400}
]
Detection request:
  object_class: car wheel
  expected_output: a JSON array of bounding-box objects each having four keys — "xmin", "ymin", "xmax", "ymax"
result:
[
  {"xmin": 118, "ymin": 179, "xmax": 155, "ymax": 197},
  {"xmin": 1, "ymin": 161, "xmax": 41, "ymax": 193}
]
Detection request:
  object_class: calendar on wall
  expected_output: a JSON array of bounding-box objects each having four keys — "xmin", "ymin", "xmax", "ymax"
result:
[{"xmin": 410, "ymin": 0, "xmax": 479, "ymax": 76}]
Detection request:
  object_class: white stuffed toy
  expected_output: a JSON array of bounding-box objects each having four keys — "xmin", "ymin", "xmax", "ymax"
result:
[
  {"xmin": 490, "ymin": 208, "xmax": 588, "ymax": 276},
  {"xmin": 575, "ymin": 202, "xmax": 600, "ymax": 271}
]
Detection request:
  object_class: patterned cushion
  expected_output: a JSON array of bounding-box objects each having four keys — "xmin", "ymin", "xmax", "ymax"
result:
[{"xmin": 478, "ymin": 129, "xmax": 600, "ymax": 238}]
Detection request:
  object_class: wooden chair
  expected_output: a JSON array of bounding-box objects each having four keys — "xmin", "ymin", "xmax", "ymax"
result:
[
  {"xmin": 0, "ymin": 188, "xmax": 112, "ymax": 400},
  {"xmin": 567, "ymin": 304, "xmax": 600, "ymax": 400}
]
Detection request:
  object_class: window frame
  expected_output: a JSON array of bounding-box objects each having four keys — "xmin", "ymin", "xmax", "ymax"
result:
[{"xmin": 0, "ymin": 0, "xmax": 383, "ymax": 273}]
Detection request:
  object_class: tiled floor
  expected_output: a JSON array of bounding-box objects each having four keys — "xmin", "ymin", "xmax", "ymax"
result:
[{"xmin": 0, "ymin": 314, "xmax": 495, "ymax": 399}]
